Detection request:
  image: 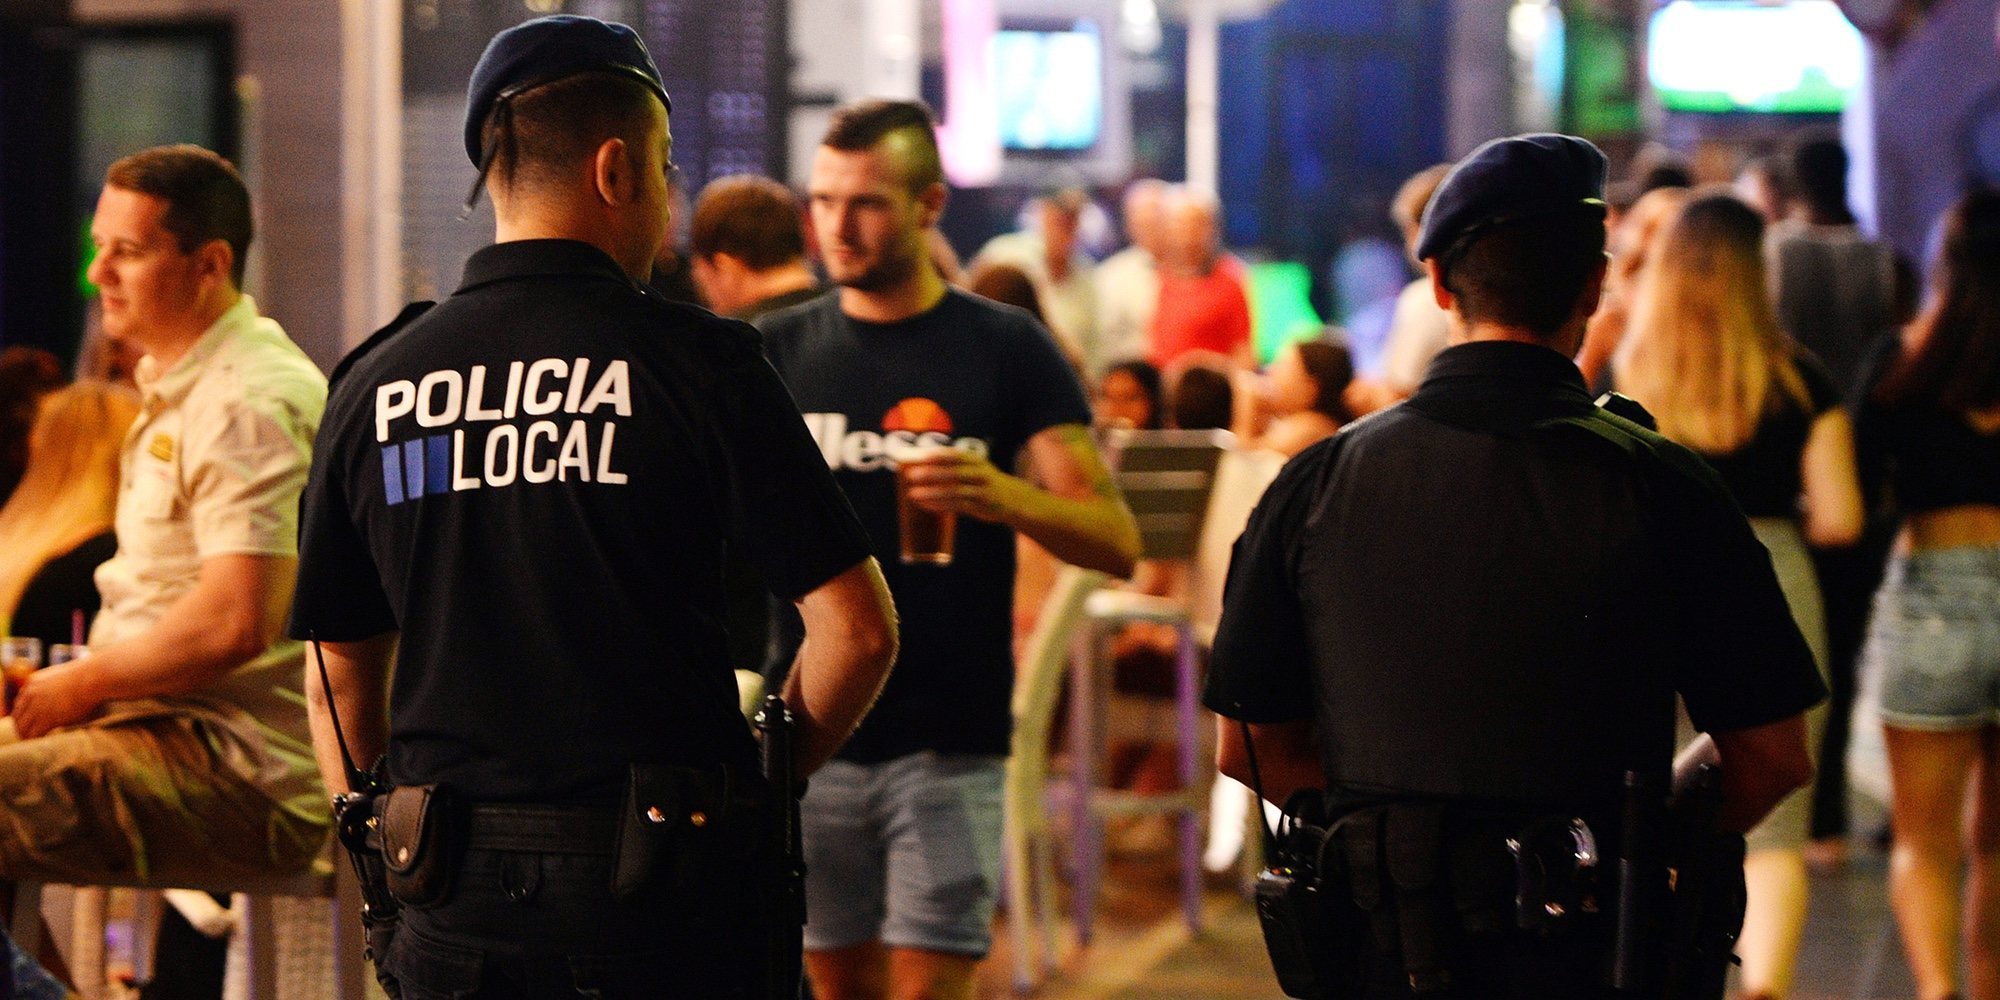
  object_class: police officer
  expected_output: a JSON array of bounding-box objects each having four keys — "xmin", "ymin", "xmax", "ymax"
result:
[
  {"xmin": 289, "ymin": 16, "xmax": 896, "ymax": 997},
  {"xmin": 1204, "ymin": 134, "xmax": 1825, "ymax": 999}
]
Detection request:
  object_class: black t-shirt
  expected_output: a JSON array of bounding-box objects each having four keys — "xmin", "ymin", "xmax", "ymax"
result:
[
  {"xmin": 11, "ymin": 531, "xmax": 116, "ymax": 648},
  {"xmin": 1205, "ymin": 342, "xmax": 1825, "ymax": 817},
  {"xmin": 1694, "ymin": 354, "xmax": 1842, "ymax": 519},
  {"xmin": 290, "ymin": 240, "xmax": 871, "ymax": 803},
  {"xmin": 759, "ymin": 289, "xmax": 1092, "ymax": 763}
]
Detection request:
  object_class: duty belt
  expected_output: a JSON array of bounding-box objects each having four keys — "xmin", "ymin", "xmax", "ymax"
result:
[{"xmin": 465, "ymin": 804, "xmax": 619, "ymax": 855}]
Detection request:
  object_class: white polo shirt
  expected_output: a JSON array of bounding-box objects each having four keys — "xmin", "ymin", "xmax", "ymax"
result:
[{"xmin": 91, "ymin": 294, "xmax": 328, "ymax": 821}]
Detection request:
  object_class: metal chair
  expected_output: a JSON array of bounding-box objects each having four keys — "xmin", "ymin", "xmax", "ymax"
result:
[{"xmin": 1066, "ymin": 428, "xmax": 1230, "ymax": 943}]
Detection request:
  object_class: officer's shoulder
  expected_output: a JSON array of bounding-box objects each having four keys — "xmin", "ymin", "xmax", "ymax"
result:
[
  {"xmin": 1549, "ymin": 396, "xmax": 1739, "ymax": 503},
  {"xmin": 329, "ymin": 300, "xmax": 436, "ymax": 391},
  {"xmin": 634, "ymin": 290, "xmax": 766, "ymax": 360}
]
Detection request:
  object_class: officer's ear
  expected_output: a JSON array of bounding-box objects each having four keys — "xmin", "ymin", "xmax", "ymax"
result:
[
  {"xmin": 1573, "ymin": 254, "xmax": 1610, "ymax": 324},
  {"xmin": 1425, "ymin": 258, "xmax": 1455, "ymax": 312},
  {"xmin": 592, "ymin": 137, "xmax": 634, "ymax": 207}
]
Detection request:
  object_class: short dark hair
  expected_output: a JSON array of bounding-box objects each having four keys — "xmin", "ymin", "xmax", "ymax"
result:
[
  {"xmin": 822, "ymin": 99, "xmax": 942, "ymax": 191},
  {"xmin": 966, "ymin": 261, "xmax": 1045, "ymax": 324},
  {"xmin": 486, "ymin": 71, "xmax": 663, "ymax": 190},
  {"xmin": 1790, "ymin": 136, "xmax": 1851, "ymax": 221},
  {"xmin": 1439, "ymin": 211, "xmax": 1606, "ymax": 337},
  {"xmin": 690, "ymin": 175, "xmax": 804, "ymax": 269},
  {"xmin": 1171, "ymin": 366, "xmax": 1233, "ymax": 431},
  {"xmin": 104, "ymin": 145, "xmax": 252, "ymax": 287}
]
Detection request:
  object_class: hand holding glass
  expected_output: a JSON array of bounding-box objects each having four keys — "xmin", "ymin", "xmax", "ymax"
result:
[{"xmin": 891, "ymin": 444, "xmax": 959, "ymax": 566}]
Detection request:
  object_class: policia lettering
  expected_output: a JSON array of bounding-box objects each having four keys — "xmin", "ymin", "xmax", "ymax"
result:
[{"xmin": 372, "ymin": 357, "xmax": 632, "ymax": 503}]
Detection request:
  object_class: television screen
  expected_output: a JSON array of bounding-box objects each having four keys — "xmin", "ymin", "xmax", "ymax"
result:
[
  {"xmin": 991, "ymin": 22, "xmax": 1102, "ymax": 151},
  {"xmin": 1647, "ymin": 0, "xmax": 1863, "ymax": 114}
]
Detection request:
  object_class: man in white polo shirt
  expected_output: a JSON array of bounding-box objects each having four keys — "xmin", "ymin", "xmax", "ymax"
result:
[{"xmin": 0, "ymin": 145, "xmax": 327, "ymax": 885}]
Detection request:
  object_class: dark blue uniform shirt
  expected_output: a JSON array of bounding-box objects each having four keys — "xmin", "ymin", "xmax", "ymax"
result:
[
  {"xmin": 290, "ymin": 240, "xmax": 870, "ymax": 803},
  {"xmin": 1206, "ymin": 341, "xmax": 1826, "ymax": 816}
]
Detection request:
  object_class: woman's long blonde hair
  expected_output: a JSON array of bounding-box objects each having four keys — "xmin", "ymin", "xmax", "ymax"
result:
[
  {"xmin": 1616, "ymin": 191, "xmax": 1809, "ymax": 453},
  {"xmin": 0, "ymin": 381, "xmax": 140, "ymax": 630}
]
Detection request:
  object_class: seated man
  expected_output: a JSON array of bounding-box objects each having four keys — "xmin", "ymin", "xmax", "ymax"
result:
[{"xmin": 0, "ymin": 145, "xmax": 328, "ymax": 886}]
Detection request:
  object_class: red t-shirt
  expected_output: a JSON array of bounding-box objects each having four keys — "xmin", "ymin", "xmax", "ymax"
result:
[{"xmin": 1150, "ymin": 256, "xmax": 1251, "ymax": 368}]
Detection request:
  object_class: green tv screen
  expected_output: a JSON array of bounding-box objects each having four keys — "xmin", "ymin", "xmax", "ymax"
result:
[{"xmin": 1647, "ymin": 0, "xmax": 1863, "ymax": 114}]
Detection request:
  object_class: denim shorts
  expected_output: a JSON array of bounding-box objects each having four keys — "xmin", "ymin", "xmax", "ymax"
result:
[
  {"xmin": 800, "ymin": 752, "xmax": 1006, "ymax": 957},
  {"xmin": 1862, "ymin": 544, "xmax": 2000, "ymax": 732}
]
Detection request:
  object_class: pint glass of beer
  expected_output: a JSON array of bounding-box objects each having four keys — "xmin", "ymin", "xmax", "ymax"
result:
[{"xmin": 891, "ymin": 444, "xmax": 958, "ymax": 566}]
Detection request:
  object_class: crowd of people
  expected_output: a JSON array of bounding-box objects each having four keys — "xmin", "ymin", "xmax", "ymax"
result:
[{"xmin": 0, "ymin": 15, "xmax": 1994, "ymax": 999}]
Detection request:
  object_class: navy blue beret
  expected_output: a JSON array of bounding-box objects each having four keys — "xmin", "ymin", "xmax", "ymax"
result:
[
  {"xmin": 1414, "ymin": 133, "xmax": 1608, "ymax": 263},
  {"xmin": 463, "ymin": 15, "xmax": 671, "ymax": 166}
]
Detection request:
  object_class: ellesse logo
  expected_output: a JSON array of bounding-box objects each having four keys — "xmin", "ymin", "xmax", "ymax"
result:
[{"xmin": 802, "ymin": 398, "xmax": 991, "ymax": 472}]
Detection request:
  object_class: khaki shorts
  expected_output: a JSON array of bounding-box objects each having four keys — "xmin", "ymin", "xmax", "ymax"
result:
[{"xmin": 0, "ymin": 714, "xmax": 326, "ymax": 886}]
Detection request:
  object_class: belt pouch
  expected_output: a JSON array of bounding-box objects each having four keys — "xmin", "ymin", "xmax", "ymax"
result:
[
  {"xmin": 380, "ymin": 784, "xmax": 460, "ymax": 908},
  {"xmin": 612, "ymin": 763, "xmax": 723, "ymax": 901},
  {"xmin": 1384, "ymin": 804, "xmax": 1452, "ymax": 993}
]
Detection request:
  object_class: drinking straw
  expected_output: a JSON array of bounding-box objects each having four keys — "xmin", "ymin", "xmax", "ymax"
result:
[{"xmin": 71, "ymin": 609, "xmax": 84, "ymax": 648}]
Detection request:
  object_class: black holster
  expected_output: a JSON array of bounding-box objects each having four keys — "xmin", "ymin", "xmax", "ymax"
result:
[
  {"xmin": 1659, "ymin": 765, "xmax": 1747, "ymax": 1000},
  {"xmin": 332, "ymin": 786, "xmax": 403, "ymax": 999}
]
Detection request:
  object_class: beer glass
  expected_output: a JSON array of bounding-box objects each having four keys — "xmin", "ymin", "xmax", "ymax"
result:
[{"xmin": 891, "ymin": 444, "xmax": 958, "ymax": 566}]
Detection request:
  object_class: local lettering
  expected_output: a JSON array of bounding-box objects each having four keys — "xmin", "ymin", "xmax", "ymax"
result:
[
  {"xmin": 375, "ymin": 358, "xmax": 631, "ymax": 505},
  {"xmin": 801, "ymin": 412, "xmax": 990, "ymax": 472}
]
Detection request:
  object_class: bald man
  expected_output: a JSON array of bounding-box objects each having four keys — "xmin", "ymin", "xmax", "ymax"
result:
[
  {"xmin": 1150, "ymin": 187, "xmax": 1254, "ymax": 370},
  {"xmin": 1095, "ymin": 178, "xmax": 1170, "ymax": 370}
]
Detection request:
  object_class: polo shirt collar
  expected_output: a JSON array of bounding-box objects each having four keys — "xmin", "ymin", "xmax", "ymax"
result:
[
  {"xmin": 1404, "ymin": 340, "xmax": 1595, "ymax": 431},
  {"xmin": 457, "ymin": 239, "xmax": 636, "ymax": 295},
  {"xmin": 135, "ymin": 293, "xmax": 258, "ymax": 407}
]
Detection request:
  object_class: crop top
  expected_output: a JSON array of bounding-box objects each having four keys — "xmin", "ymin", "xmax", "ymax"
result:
[{"xmin": 1857, "ymin": 364, "xmax": 2000, "ymax": 515}]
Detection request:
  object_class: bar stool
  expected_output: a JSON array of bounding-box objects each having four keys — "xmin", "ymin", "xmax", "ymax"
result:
[
  {"xmin": 1067, "ymin": 588, "xmax": 1206, "ymax": 940},
  {"xmin": 1063, "ymin": 428, "xmax": 1228, "ymax": 944}
]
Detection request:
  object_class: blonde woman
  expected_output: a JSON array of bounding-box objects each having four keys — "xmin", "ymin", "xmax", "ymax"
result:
[
  {"xmin": 1576, "ymin": 185, "xmax": 1692, "ymax": 389},
  {"xmin": 1615, "ymin": 191, "xmax": 1863, "ymax": 1000},
  {"xmin": 0, "ymin": 381, "xmax": 141, "ymax": 644}
]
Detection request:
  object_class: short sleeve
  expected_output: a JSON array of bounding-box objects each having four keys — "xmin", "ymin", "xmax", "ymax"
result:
[
  {"xmin": 1203, "ymin": 443, "xmax": 1328, "ymax": 723},
  {"xmin": 288, "ymin": 412, "xmax": 398, "ymax": 641},
  {"xmin": 181, "ymin": 390, "xmax": 320, "ymax": 559},
  {"xmin": 1652, "ymin": 456, "xmax": 1828, "ymax": 733},
  {"xmin": 1001, "ymin": 313, "xmax": 1094, "ymax": 447},
  {"xmin": 713, "ymin": 334, "xmax": 873, "ymax": 601}
]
